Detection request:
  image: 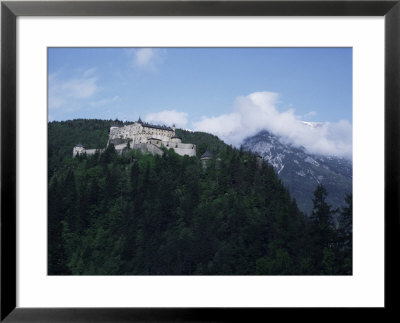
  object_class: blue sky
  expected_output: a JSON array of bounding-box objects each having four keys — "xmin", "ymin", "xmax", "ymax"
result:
[{"xmin": 48, "ymin": 47, "xmax": 352, "ymax": 157}]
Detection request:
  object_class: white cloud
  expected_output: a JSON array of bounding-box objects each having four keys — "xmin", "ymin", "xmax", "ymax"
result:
[
  {"xmin": 193, "ymin": 91, "xmax": 352, "ymax": 159},
  {"xmin": 144, "ymin": 110, "xmax": 188, "ymax": 128},
  {"xmin": 49, "ymin": 69, "xmax": 98, "ymax": 110},
  {"xmin": 129, "ymin": 48, "xmax": 165, "ymax": 71}
]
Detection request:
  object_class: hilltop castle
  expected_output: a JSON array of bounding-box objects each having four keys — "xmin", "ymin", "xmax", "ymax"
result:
[{"xmin": 73, "ymin": 118, "xmax": 196, "ymax": 157}]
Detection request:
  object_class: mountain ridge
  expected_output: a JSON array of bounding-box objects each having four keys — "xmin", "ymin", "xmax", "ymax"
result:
[{"xmin": 242, "ymin": 129, "xmax": 352, "ymax": 215}]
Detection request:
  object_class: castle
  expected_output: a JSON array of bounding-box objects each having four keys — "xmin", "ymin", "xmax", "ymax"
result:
[{"xmin": 73, "ymin": 118, "xmax": 196, "ymax": 157}]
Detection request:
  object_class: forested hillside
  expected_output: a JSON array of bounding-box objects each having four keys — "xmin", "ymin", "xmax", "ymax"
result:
[
  {"xmin": 48, "ymin": 119, "xmax": 352, "ymax": 275},
  {"xmin": 49, "ymin": 119, "xmax": 114, "ymax": 179}
]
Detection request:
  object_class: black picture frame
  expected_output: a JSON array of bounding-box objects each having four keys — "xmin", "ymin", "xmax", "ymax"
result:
[{"xmin": 1, "ymin": 0, "xmax": 399, "ymax": 321}]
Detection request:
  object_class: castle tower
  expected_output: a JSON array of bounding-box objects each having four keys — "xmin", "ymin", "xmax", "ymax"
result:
[
  {"xmin": 73, "ymin": 143, "xmax": 85, "ymax": 157},
  {"xmin": 200, "ymin": 149, "xmax": 213, "ymax": 169},
  {"xmin": 255, "ymin": 153, "xmax": 263, "ymax": 169},
  {"xmin": 171, "ymin": 136, "xmax": 182, "ymax": 144}
]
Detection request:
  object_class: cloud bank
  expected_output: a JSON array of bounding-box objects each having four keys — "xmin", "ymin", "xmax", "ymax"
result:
[
  {"xmin": 193, "ymin": 91, "xmax": 352, "ymax": 159},
  {"xmin": 145, "ymin": 110, "xmax": 188, "ymax": 128}
]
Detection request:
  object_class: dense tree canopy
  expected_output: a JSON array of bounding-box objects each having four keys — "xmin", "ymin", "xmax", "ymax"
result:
[{"xmin": 48, "ymin": 119, "xmax": 352, "ymax": 275}]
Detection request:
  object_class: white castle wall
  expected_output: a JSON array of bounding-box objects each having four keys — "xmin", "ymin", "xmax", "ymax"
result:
[
  {"xmin": 170, "ymin": 143, "xmax": 196, "ymax": 157},
  {"xmin": 85, "ymin": 149, "xmax": 101, "ymax": 155},
  {"xmin": 110, "ymin": 123, "xmax": 174, "ymax": 143},
  {"xmin": 114, "ymin": 143, "xmax": 128, "ymax": 151},
  {"xmin": 148, "ymin": 139, "xmax": 196, "ymax": 157},
  {"xmin": 73, "ymin": 148, "xmax": 103, "ymax": 157}
]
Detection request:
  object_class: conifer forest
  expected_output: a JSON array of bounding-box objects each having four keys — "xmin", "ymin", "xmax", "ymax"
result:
[{"xmin": 48, "ymin": 119, "xmax": 352, "ymax": 275}]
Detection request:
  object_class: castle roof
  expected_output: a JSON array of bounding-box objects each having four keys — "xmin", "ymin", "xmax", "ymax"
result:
[
  {"xmin": 200, "ymin": 149, "xmax": 213, "ymax": 159},
  {"xmin": 137, "ymin": 117, "xmax": 173, "ymax": 131},
  {"xmin": 76, "ymin": 143, "xmax": 84, "ymax": 148}
]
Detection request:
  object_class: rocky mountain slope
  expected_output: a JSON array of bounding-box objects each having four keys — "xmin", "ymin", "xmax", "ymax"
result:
[{"xmin": 243, "ymin": 130, "xmax": 352, "ymax": 216}]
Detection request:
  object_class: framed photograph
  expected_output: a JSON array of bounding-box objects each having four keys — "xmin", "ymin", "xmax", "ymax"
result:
[{"xmin": 1, "ymin": 0, "xmax": 399, "ymax": 321}]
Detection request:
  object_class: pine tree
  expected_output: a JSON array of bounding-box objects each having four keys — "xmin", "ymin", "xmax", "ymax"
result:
[
  {"xmin": 48, "ymin": 177, "xmax": 70, "ymax": 274},
  {"xmin": 338, "ymin": 193, "xmax": 352, "ymax": 274},
  {"xmin": 338, "ymin": 193, "xmax": 352, "ymax": 248},
  {"xmin": 309, "ymin": 184, "xmax": 337, "ymax": 273}
]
